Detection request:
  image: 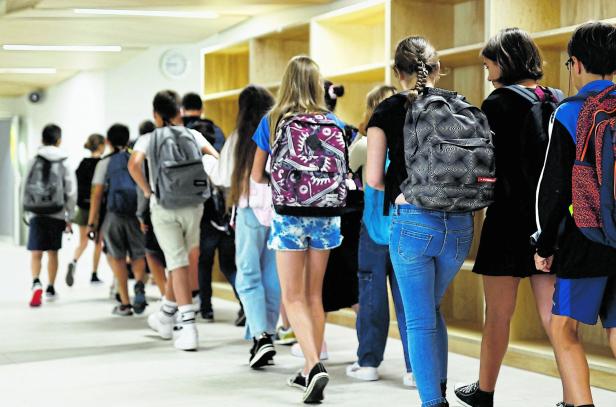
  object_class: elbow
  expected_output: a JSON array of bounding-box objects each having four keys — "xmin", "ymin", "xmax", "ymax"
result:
[{"xmin": 366, "ymin": 174, "xmax": 384, "ymax": 191}]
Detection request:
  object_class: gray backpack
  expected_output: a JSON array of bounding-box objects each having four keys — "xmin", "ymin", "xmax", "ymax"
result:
[
  {"xmin": 401, "ymin": 88, "xmax": 495, "ymax": 212},
  {"xmin": 23, "ymin": 155, "xmax": 67, "ymax": 215},
  {"xmin": 148, "ymin": 126, "xmax": 211, "ymax": 209}
]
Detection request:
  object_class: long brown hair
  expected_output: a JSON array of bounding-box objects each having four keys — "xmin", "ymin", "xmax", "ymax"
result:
[
  {"xmin": 268, "ymin": 55, "xmax": 329, "ymax": 144},
  {"xmin": 394, "ymin": 36, "xmax": 440, "ymax": 105},
  {"xmin": 358, "ymin": 85, "xmax": 397, "ymax": 135},
  {"xmin": 229, "ymin": 85, "xmax": 275, "ymax": 205}
]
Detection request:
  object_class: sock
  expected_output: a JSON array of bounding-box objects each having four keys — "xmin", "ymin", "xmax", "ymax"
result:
[
  {"xmin": 179, "ymin": 304, "xmax": 196, "ymax": 326},
  {"xmin": 32, "ymin": 278, "xmax": 41, "ymax": 287},
  {"xmin": 440, "ymin": 380, "xmax": 447, "ymax": 398},
  {"xmin": 161, "ymin": 297, "xmax": 177, "ymax": 318},
  {"xmin": 72, "ymin": 259, "xmax": 77, "ymax": 264},
  {"xmin": 577, "ymin": 405, "xmax": 595, "ymax": 407}
]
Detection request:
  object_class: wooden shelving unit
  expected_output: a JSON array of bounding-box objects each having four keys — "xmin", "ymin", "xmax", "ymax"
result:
[{"xmin": 203, "ymin": 0, "xmax": 616, "ymax": 390}]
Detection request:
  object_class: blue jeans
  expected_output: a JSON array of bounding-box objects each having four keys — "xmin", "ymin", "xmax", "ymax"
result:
[
  {"xmin": 235, "ymin": 208, "xmax": 280, "ymax": 340},
  {"xmin": 390, "ymin": 204, "xmax": 473, "ymax": 407},
  {"xmin": 356, "ymin": 224, "xmax": 411, "ymax": 372}
]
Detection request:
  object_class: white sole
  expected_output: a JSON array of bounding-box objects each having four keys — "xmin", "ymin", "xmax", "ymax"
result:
[
  {"xmin": 454, "ymin": 394, "xmax": 473, "ymax": 407},
  {"xmin": 302, "ymin": 372, "xmax": 329, "ymax": 403},
  {"xmin": 249, "ymin": 344, "xmax": 275, "ymax": 368}
]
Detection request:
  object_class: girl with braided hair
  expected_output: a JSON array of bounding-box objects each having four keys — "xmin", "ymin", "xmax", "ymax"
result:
[{"xmin": 366, "ymin": 36, "xmax": 475, "ymax": 407}]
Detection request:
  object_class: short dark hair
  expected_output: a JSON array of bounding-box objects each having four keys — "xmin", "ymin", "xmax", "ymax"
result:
[
  {"xmin": 153, "ymin": 90, "xmax": 181, "ymax": 124},
  {"xmin": 107, "ymin": 123, "xmax": 130, "ymax": 148},
  {"xmin": 42, "ymin": 124, "xmax": 61, "ymax": 146},
  {"xmin": 138, "ymin": 120, "xmax": 156, "ymax": 136},
  {"xmin": 182, "ymin": 92, "xmax": 203, "ymax": 111},
  {"xmin": 482, "ymin": 28, "xmax": 543, "ymax": 85},
  {"xmin": 568, "ymin": 21, "xmax": 616, "ymax": 76}
]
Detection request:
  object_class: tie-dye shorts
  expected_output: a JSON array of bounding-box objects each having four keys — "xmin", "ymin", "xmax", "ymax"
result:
[{"xmin": 268, "ymin": 213, "xmax": 343, "ymax": 251}]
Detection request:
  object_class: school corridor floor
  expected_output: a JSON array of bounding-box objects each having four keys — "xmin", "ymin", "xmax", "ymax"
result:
[{"xmin": 0, "ymin": 242, "xmax": 614, "ymax": 407}]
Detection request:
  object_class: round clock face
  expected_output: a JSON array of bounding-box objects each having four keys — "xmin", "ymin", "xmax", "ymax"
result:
[{"xmin": 160, "ymin": 49, "xmax": 189, "ymax": 79}]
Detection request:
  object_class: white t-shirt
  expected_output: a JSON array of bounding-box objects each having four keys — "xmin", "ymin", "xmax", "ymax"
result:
[{"xmin": 133, "ymin": 128, "xmax": 208, "ymax": 190}]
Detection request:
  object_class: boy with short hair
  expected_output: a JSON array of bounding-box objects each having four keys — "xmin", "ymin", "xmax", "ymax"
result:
[
  {"xmin": 88, "ymin": 124, "xmax": 147, "ymax": 316},
  {"xmin": 23, "ymin": 124, "xmax": 76, "ymax": 306},
  {"xmin": 534, "ymin": 21, "xmax": 616, "ymax": 407}
]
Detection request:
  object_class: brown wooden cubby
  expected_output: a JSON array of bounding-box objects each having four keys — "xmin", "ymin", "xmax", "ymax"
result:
[{"xmin": 203, "ymin": 0, "xmax": 616, "ymax": 390}]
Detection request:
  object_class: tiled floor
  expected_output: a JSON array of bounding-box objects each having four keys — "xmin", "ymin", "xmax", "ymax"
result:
[{"xmin": 0, "ymin": 241, "xmax": 614, "ymax": 407}]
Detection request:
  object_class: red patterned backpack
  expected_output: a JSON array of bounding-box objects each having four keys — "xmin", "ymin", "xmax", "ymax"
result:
[{"xmin": 570, "ymin": 83, "xmax": 616, "ymax": 247}]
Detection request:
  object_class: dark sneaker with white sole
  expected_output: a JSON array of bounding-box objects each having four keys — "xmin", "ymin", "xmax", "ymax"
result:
[
  {"xmin": 132, "ymin": 281, "xmax": 147, "ymax": 314},
  {"xmin": 112, "ymin": 304, "xmax": 133, "ymax": 316},
  {"xmin": 454, "ymin": 382, "xmax": 494, "ymax": 407},
  {"xmin": 303, "ymin": 362, "xmax": 329, "ymax": 404},
  {"xmin": 287, "ymin": 371, "xmax": 307, "ymax": 391},
  {"xmin": 90, "ymin": 272, "xmax": 103, "ymax": 284},
  {"xmin": 249, "ymin": 333, "xmax": 276, "ymax": 369},
  {"xmin": 65, "ymin": 262, "xmax": 75, "ymax": 287}
]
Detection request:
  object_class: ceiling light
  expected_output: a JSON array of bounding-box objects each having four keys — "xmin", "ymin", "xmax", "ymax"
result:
[
  {"xmin": 74, "ymin": 8, "xmax": 219, "ymax": 19},
  {"xmin": 3, "ymin": 45, "xmax": 121, "ymax": 52},
  {"xmin": 0, "ymin": 68, "xmax": 57, "ymax": 74}
]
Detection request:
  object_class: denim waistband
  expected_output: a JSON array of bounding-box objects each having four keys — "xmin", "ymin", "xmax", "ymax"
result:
[{"xmin": 392, "ymin": 204, "xmax": 473, "ymax": 219}]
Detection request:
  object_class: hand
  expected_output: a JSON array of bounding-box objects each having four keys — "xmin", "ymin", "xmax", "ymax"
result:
[
  {"xmin": 140, "ymin": 222, "xmax": 149, "ymax": 234},
  {"xmin": 65, "ymin": 222, "xmax": 73, "ymax": 234},
  {"xmin": 534, "ymin": 253, "xmax": 553, "ymax": 273},
  {"xmin": 87, "ymin": 224, "xmax": 97, "ymax": 241},
  {"xmin": 144, "ymin": 188, "xmax": 153, "ymax": 200}
]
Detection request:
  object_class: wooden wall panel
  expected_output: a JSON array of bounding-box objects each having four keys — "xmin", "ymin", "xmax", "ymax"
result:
[
  {"xmin": 560, "ymin": 0, "xmax": 616, "ymax": 26},
  {"xmin": 204, "ymin": 51, "xmax": 250, "ymax": 94}
]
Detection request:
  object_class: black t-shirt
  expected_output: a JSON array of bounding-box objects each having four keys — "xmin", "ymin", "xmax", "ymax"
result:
[{"xmin": 366, "ymin": 93, "xmax": 408, "ymax": 211}]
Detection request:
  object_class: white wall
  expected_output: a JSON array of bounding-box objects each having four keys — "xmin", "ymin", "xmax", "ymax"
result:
[{"xmin": 0, "ymin": 97, "xmax": 19, "ymax": 118}]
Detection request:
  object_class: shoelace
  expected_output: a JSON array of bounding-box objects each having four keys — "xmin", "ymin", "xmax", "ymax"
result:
[{"xmin": 459, "ymin": 381, "xmax": 479, "ymax": 395}]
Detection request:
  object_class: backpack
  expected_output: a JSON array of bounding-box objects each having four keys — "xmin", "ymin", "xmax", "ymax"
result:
[
  {"xmin": 401, "ymin": 88, "xmax": 495, "ymax": 212},
  {"xmin": 270, "ymin": 113, "xmax": 349, "ymax": 216},
  {"xmin": 75, "ymin": 157, "xmax": 100, "ymax": 209},
  {"xmin": 23, "ymin": 155, "xmax": 67, "ymax": 215},
  {"xmin": 105, "ymin": 152, "xmax": 138, "ymax": 216},
  {"xmin": 186, "ymin": 117, "xmax": 225, "ymax": 153},
  {"xmin": 149, "ymin": 126, "xmax": 211, "ymax": 209},
  {"xmin": 569, "ymin": 83, "xmax": 616, "ymax": 247}
]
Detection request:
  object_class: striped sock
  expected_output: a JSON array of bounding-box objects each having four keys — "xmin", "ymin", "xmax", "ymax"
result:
[
  {"xmin": 179, "ymin": 305, "xmax": 196, "ymax": 326},
  {"xmin": 161, "ymin": 297, "xmax": 177, "ymax": 318}
]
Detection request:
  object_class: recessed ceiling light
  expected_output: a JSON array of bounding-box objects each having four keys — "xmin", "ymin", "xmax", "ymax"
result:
[
  {"xmin": 3, "ymin": 45, "xmax": 122, "ymax": 52},
  {"xmin": 74, "ymin": 8, "xmax": 219, "ymax": 19},
  {"xmin": 0, "ymin": 68, "xmax": 57, "ymax": 74}
]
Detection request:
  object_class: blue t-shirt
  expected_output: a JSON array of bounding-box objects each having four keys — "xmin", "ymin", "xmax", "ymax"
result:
[{"xmin": 252, "ymin": 113, "xmax": 346, "ymax": 154}]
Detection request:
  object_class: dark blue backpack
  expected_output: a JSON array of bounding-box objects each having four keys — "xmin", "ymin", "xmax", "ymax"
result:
[{"xmin": 106, "ymin": 152, "xmax": 137, "ymax": 216}]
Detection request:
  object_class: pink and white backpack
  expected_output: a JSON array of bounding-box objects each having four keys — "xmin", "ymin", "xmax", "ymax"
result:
[{"xmin": 270, "ymin": 113, "xmax": 348, "ymax": 216}]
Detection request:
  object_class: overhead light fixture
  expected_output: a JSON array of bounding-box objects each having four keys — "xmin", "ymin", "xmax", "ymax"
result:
[
  {"xmin": 2, "ymin": 45, "xmax": 121, "ymax": 52},
  {"xmin": 74, "ymin": 8, "xmax": 219, "ymax": 19},
  {"xmin": 0, "ymin": 68, "xmax": 57, "ymax": 74}
]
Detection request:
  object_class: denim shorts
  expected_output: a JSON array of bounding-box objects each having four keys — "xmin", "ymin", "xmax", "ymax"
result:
[{"xmin": 268, "ymin": 213, "xmax": 342, "ymax": 251}]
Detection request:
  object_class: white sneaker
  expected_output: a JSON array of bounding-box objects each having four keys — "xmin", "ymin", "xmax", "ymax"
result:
[
  {"xmin": 147, "ymin": 312, "xmax": 174, "ymax": 340},
  {"xmin": 346, "ymin": 362, "xmax": 379, "ymax": 381},
  {"xmin": 174, "ymin": 323, "xmax": 198, "ymax": 351},
  {"xmin": 403, "ymin": 372, "xmax": 417, "ymax": 388},
  {"xmin": 290, "ymin": 342, "xmax": 329, "ymax": 360}
]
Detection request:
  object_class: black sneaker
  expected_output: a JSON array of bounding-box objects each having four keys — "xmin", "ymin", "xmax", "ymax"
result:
[
  {"xmin": 132, "ymin": 281, "xmax": 148, "ymax": 314},
  {"xmin": 556, "ymin": 403, "xmax": 574, "ymax": 407},
  {"xmin": 287, "ymin": 370, "xmax": 307, "ymax": 391},
  {"xmin": 201, "ymin": 309, "xmax": 214, "ymax": 322},
  {"xmin": 45, "ymin": 285, "xmax": 57, "ymax": 302},
  {"xmin": 65, "ymin": 262, "xmax": 75, "ymax": 287},
  {"xmin": 454, "ymin": 382, "xmax": 494, "ymax": 407},
  {"xmin": 249, "ymin": 333, "xmax": 276, "ymax": 369},
  {"xmin": 303, "ymin": 362, "xmax": 329, "ymax": 404},
  {"xmin": 234, "ymin": 308, "xmax": 246, "ymax": 327},
  {"xmin": 90, "ymin": 272, "xmax": 103, "ymax": 284}
]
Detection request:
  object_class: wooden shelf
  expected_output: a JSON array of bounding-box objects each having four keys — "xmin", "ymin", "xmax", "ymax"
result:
[
  {"xmin": 439, "ymin": 43, "xmax": 484, "ymax": 68},
  {"xmin": 323, "ymin": 62, "xmax": 386, "ymax": 82},
  {"xmin": 533, "ymin": 17, "xmax": 616, "ymax": 49},
  {"xmin": 202, "ymin": 88, "xmax": 242, "ymax": 102},
  {"xmin": 203, "ymin": 41, "xmax": 249, "ymax": 96}
]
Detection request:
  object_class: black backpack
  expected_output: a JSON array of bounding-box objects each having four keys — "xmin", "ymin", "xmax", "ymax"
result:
[
  {"xmin": 75, "ymin": 157, "xmax": 100, "ymax": 209},
  {"xmin": 401, "ymin": 88, "xmax": 496, "ymax": 212}
]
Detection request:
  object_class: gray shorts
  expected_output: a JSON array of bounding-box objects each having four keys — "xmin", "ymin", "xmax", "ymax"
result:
[{"xmin": 102, "ymin": 212, "xmax": 146, "ymax": 260}]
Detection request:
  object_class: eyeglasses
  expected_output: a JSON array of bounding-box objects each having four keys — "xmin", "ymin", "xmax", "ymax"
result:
[{"xmin": 565, "ymin": 57, "xmax": 573, "ymax": 71}]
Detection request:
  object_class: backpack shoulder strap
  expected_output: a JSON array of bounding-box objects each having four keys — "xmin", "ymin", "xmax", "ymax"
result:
[
  {"xmin": 504, "ymin": 84, "xmax": 539, "ymax": 103},
  {"xmin": 547, "ymin": 87, "xmax": 565, "ymax": 103}
]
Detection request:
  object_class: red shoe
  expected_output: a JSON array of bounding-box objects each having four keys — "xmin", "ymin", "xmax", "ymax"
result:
[{"xmin": 30, "ymin": 284, "xmax": 43, "ymax": 307}]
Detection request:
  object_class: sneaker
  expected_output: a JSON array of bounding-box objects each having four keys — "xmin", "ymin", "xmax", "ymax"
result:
[
  {"xmin": 454, "ymin": 382, "xmax": 494, "ymax": 407},
  {"xmin": 147, "ymin": 311, "xmax": 174, "ymax": 340},
  {"xmin": 275, "ymin": 325, "xmax": 297, "ymax": 345},
  {"xmin": 30, "ymin": 282, "xmax": 43, "ymax": 307},
  {"xmin": 287, "ymin": 370, "xmax": 307, "ymax": 391},
  {"xmin": 90, "ymin": 273, "xmax": 103, "ymax": 284},
  {"xmin": 174, "ymin": 323, "xmax": 198, "ymax": 351},
  {"xmin": 403, "ymin": 372, "xmax": 417, "ymax": 388},
  {"xmin": 234, "ymin": 308, "xmax": 246, "ymax": 327},
  {"xmin": 112, "ymin": 304, "xmax": 133, "ymax": 316},
  {"xmin": 346, "ymin": 362, "xmax": 379, "ymax": 381},
  {"xmin": 249, "ymin": 333, "xmax": 276, "ymax": 369},
  {"xmin": 65, "ymin": 262, "xmax": 75, "ymax": 287},
  {"xmin": 556, "ymin": 403, "xmax": 574, "ymax": 407},
  {"xmin": 291, "ymin": 342, "xmax": 328, "ymax": 361},
  {"xmin": 133, "ymin": 281, "xmax": 148, "ymax": 314},
  {"xmin": 201, "ymin": 309, "xmax": 214, "ymax": 322},
  {"xmin": 45, "ymin": 285, "xmax": 57, "ymax": 302},
  {"xmin": 303, "ymin": 362, "xmax": 329, "ymax": 404}
]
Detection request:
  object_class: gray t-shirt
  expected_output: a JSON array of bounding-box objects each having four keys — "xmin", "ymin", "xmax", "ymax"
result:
[{"xmin": 91, "ymin": 155, "xmax": 111, "ymax": 186}]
